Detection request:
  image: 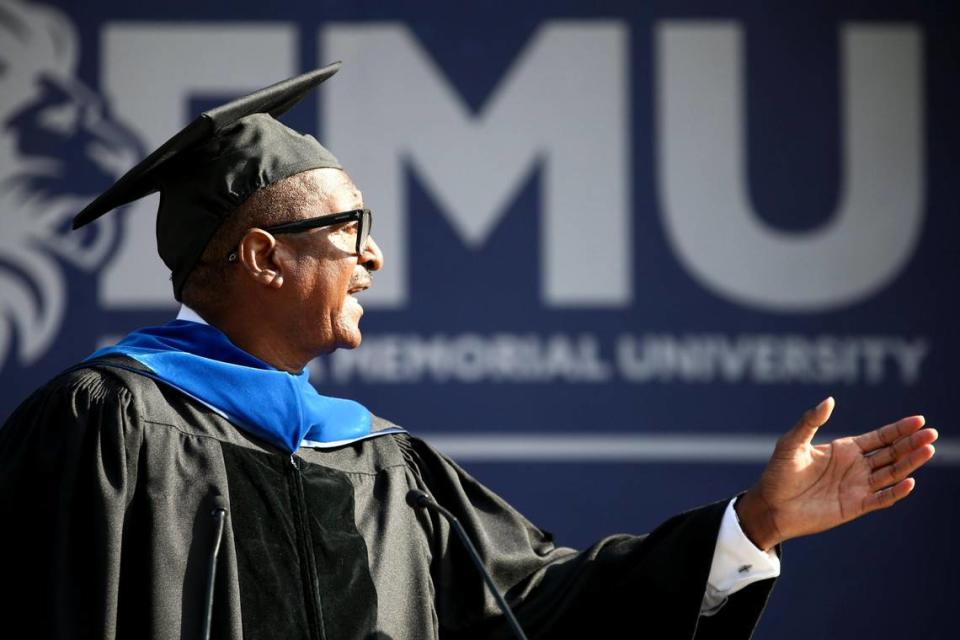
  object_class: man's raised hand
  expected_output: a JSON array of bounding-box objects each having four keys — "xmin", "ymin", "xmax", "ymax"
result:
[{"xmin": 734, "ymin": 397, "xmax": 938, "ymax": 551}]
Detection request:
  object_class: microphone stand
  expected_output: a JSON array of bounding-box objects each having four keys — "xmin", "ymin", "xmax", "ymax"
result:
[
  {"xmin": 202, "ymin": 497, "xmax": 228, "ymax": 640},
  {"xmin": 407, "ymin": 489, "xmax": 529, "ymax": 640}
]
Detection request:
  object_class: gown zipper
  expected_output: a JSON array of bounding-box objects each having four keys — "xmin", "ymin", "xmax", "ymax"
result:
[{"xmin": 290, "ymin": 454, "xmax": 328, "ymax": 639}]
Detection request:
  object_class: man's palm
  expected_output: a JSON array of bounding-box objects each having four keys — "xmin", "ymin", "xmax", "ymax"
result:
[{"xmin": 744, "ymin": 398, "xmax": 937, "ymax": 546}]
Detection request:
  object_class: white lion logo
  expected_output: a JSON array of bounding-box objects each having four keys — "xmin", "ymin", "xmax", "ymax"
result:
[{"xmin": 0, "ymin": 0, "xmax": 141, "ymax": 372}]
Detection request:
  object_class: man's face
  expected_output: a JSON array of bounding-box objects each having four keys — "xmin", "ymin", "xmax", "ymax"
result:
[{"xmin": 281, "ymin": 169, "xmax": 382, "ymax": 353}]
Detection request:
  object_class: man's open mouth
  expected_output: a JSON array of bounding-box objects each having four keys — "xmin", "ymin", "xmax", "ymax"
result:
[{"xmin": 348, "ymin": 281, "xmax": 370, "ymax": 295}]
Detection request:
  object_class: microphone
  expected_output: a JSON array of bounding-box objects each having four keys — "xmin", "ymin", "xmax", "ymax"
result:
[
  {"xmin": 203, "ymin": 496, "xmax": 229, "ymax": 640},
  {"xmin": 406, "ymin": 489, "xmax": 529, "ymax": 640}
]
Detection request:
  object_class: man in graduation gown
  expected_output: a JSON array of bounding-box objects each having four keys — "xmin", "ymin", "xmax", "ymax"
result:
[{"xmin": 0, "ymin": 63, "xmax": 939, "ymax": 639}]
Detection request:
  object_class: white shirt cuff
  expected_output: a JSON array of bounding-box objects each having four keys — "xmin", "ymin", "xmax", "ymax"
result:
[{"xmin": 701, "ymin": 497, "xmax": 781, "ymax": 615}]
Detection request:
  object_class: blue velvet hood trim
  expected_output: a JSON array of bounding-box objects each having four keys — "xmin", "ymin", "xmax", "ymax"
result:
[{"xmin": 86, "ymin": 320, "xmax": 379, "ymax": 453}]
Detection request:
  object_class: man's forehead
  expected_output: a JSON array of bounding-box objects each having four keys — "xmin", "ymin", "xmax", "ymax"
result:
[
  {"xmin": 303, "ymin": 167, "xmax": 352, "ymax": 192},
  {"xmin": 298, "ymin": 168, "xmax": 363, "ymax": 217}
]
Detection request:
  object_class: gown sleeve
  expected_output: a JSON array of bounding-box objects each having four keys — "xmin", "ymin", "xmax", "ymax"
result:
[
  {"xmin": 399, "ymin": 434, "xmax": 776, "ymax": 639},
  {"xmin": 0, "ymin": 366, "xmax": 142, "ymax": 639}
]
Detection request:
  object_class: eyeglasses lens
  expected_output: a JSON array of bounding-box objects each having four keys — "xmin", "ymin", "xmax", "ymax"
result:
[{"xmin": 358, "ymin": 210, "xmax": 371, "ymax": 254}]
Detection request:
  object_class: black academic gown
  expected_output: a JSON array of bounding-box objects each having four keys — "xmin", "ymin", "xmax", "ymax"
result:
[{"xmin": 0, "ymin": 357, "xmax": 776, "ymax": 639}]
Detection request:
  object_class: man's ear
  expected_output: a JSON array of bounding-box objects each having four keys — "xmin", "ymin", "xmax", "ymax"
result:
[{"xmin": 237, "ymin": 229, "xmax": 289, "ymax": 289}]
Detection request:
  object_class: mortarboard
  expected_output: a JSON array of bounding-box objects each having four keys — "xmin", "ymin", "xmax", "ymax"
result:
[{"xmin": 73, "ymin": 61, "xmax": 344, "ymax": 301}]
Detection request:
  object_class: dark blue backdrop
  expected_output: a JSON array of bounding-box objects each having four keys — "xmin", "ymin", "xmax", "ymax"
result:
[{"xmin": 1, "ymin": 0, "xmax": 957, "ymax": 637}]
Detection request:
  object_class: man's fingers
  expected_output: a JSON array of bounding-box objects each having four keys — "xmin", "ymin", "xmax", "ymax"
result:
[
  {"xmin": 869, "ymin": 444, "xmax": 936, "ymax": 491},
  {"xmin": 867, "ymin": 428, "xmax": 939, "ymax": 470},
  {"xmin": 862, "ymin": 478, "xmax": 915, "ymax": 514},
  {"xmin": 781, "ymin": 397, "xmax": 835, "ymax": 448},
  {"xmin": 854, "ymin": 415, "xmax": 926, "ymax": 454}
]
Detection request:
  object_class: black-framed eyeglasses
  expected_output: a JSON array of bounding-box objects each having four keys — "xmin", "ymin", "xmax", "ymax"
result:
[{"xmin": 228, "ymin": 208, "xmax": 372, "ymax": 262}]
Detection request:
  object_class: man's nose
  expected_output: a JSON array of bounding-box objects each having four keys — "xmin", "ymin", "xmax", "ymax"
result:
[{"xmin": 360, "ymin": 235, "xmax": 384, "ymax": 271}]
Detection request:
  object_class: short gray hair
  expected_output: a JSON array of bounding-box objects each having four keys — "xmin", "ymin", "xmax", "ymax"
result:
[{"xmin": 180, "ymin": 169, "xmax": 336, "ymax": 316}]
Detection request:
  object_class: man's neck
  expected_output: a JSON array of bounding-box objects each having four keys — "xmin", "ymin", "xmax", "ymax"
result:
[{"xmin": 176, "ymin": 303, "xmax": 307, "ymax": 373}]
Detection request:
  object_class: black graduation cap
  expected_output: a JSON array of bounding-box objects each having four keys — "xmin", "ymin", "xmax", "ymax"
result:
[{"xmin": 73, "ymin": 61, "xmax": 344, "ymax": 301}]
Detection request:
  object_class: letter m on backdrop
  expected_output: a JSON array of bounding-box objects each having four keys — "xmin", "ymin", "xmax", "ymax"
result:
[{"xmin": 321, "ymin": 22, "xmax": 630, "ymax": 308}]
